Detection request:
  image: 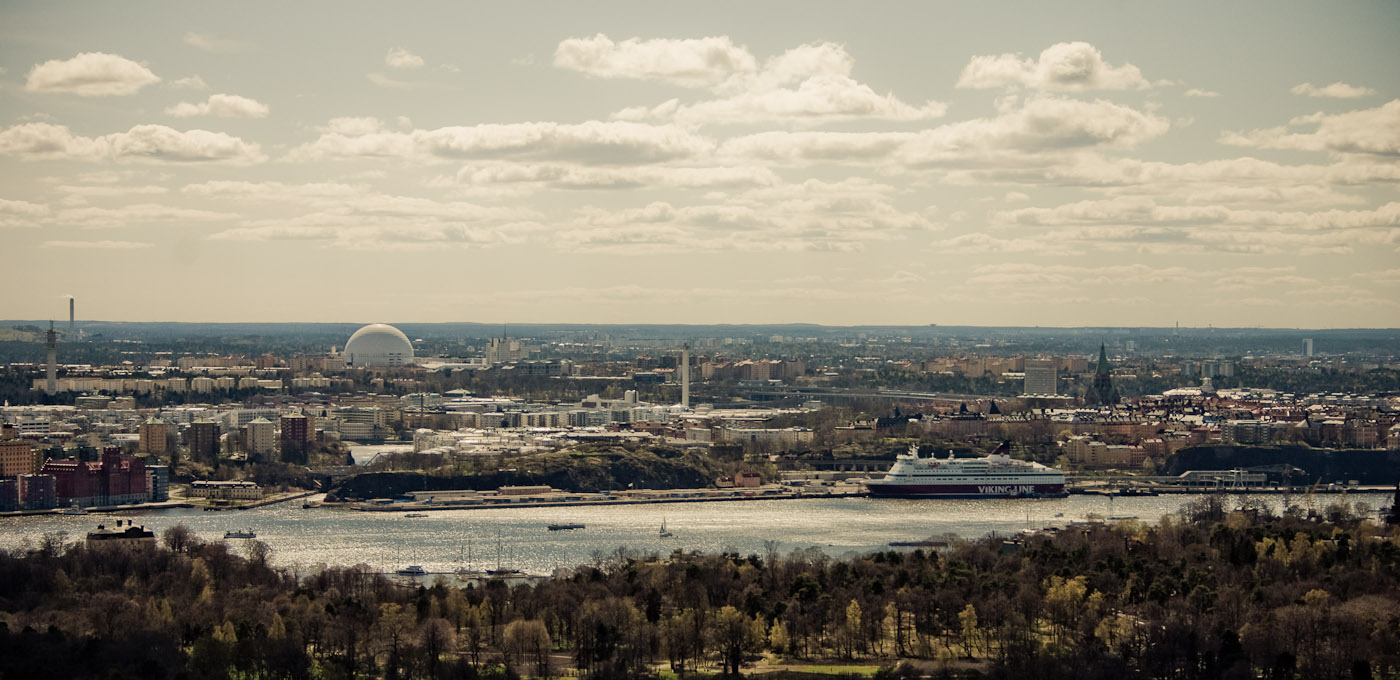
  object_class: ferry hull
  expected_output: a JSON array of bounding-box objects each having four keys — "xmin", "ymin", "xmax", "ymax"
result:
[{"xmin": 866, "ymin": 482, "xmax": 1066, "ymax": 499}]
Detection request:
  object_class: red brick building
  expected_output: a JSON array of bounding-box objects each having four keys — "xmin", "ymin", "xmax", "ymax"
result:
[
  {"xmin": 40, "ymin": 448, "xmax": 148, "ymax": 508},
  {"xmin": 280, "ymin": 413, "xmax": 311, "ymax": 462}
]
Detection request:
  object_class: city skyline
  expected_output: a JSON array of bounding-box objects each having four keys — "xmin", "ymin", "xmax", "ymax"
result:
[{"xmin": 1, "ymin": 2, "xmax": 1398, "ymax": 327}]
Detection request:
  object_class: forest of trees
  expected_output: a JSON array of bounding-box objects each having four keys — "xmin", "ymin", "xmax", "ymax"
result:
[{"xmin": 1, "ymin": 499, "xmax": 1398, "ymax": 680}]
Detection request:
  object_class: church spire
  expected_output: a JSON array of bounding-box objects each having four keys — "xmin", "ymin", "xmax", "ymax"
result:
[{"xmin": 1086, "ymin": 343, "xmax": 1119, "ymax": 406}]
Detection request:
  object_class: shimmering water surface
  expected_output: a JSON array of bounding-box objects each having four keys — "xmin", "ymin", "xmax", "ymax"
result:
[{"xmin": 0, "ymin": 494, "xmax": 1380, "ymax": 575}]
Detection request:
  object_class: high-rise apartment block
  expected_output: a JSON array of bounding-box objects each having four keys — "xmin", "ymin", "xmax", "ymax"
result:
[
  {"xmin": 1023, "ymin": 360, "xmax": 1058, "ymax": 395},
  {"xmin": 187, "ymin": 420, "xmax": 221, "ymax": 463},
  {"xmin": 246, "ymin": 418, "xmax": 276, "ymax": 460},
  {"xmin": 0, "ymin": 439, "xmax": 40, "ymax": 476},
  {"xmin": 280, "ymin": 413, "xmax": 311, "ymax": 461},
  {"xmin": 138, "ymin": 417, "xmax": 170, "ymax": 455}
]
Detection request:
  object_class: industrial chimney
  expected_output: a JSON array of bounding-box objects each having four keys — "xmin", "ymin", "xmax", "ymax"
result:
[
  {"xmin": 680, "ymin": 343, "xmax": 690, "ymax": 410},
  {"xmin": 45, "ymin": 321, "xmax": 57, "ymax": 394},
  {"xmin": 69, "ymin": 297, "xmax": 75, "ymax": 337}
]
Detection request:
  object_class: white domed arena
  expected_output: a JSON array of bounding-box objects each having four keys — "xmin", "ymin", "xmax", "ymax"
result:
[{"xmin": 343, "ymin": 323, "xmax": 414, "ymax": 367}]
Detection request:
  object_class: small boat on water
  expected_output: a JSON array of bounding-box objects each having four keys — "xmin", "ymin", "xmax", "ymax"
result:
[
  {"xmin": 224, "ymin": 529, "xmax": 256, "ymax": 539},
  {"xmin": 888, "ymin": 538, "xmax": 953, "ymax": 548},
  {"xmin": 548, "ymin": 523, "xmax": 585, "ymax": 531},
  {"xmin": 404, "ymin": 513, "xmax": 429, "ymax": 518},
  {"xmin": 61, "ymin": 504, "xmax": 89, "ymax": 516},
  {"xmin": 396, "ymin": 565, "xmax": 427, "ymax": 576},
  {"xmin": 659, "ymin": 519, "xmax": 674, "ymax": 538}
]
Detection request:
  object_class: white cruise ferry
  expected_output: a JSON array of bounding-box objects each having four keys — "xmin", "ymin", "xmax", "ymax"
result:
[{"xmin": 865, "ymin": 443, "xmax": 1066, "ymax": 498}]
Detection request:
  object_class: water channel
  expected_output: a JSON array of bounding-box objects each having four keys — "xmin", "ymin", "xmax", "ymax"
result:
[{"xmin": 1, "ymin": 492, "xmax": 1386, "ymax": 577}]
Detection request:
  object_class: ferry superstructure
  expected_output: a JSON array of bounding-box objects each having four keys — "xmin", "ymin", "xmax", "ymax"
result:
[{"xmin": 865, "ymin": 444, "xmax": 1066, "ymax": 498}]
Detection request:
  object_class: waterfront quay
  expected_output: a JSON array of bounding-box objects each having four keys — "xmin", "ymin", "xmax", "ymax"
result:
[{"xmin": 344, "ymin": 481, "xmax": 868, "ymax": 512}]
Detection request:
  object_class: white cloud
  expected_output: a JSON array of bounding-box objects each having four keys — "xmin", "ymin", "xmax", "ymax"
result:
[
  {"xmin": 957, "ymin": 42, "xmax": 1151, "ymax": 91},
  {"xmin": 719, "ymin": 96, "xmax": 1166, "ymax": 169},
  {"xmin": 930, "ymin": 232, "xmax": 1078, "ymax": 255},
  {"xmin": 1180, "ymin": 184, "xmax": 1363, "ymax": 207},
  {"xmin": 183, "ymin": 180, "xmax": 365, "ymax": 200},
  {"xmin": 207, "ymin": 193, "xmax": 540, "ymax": 251},
  {"xmin": 554, "ymin": 34, "xmax": 756, "ymax": 87},
  {"xmin": 385, "ymin": 48, "xmax": 425, "ymax": 69},
  {"xmin": 558, "ymin": 178, "xmax": 936, "ymax": 253},
  {"xmin": 42, "ymin": 240, "xmax": 154, "ymax": 249},
  {"xmin": 322, "ymin": 117, "xmax": 385, "ymax": 136},
  {"xmin": 455, "ymin": 162, "xmax": 778, "ymax": 190},
  {"xmin": 0, "ymin": 122, "xmax": 266, "ymax": 164},
  {"xmin": 365, "ymin": 72, "xmax": 430, "ymax": 89},
  {"xmin": 53, "ymin": 203, "xmax": 235, "ymax": 228},
  {"xmin": 171, "ymin": 75, "xmax": 208, "ymax": 90},
  {"xmin": 986, "ymin": 197, "xmax": 1400, "ymax": 255},
  {"xmin": 719, "ymin": 130, "xmax": 910, "ymax": 165},
  {"xmin": 165, "ymin": 94, "xmax": 270, "ymax": 118},
  {"xmin": 656, "ymin": 72, "xmax": 946, "ymax": 126},
  {"xmin": 1221, "ymin": 99, "xmax": 1400, "ymax": 156},
  {"xmin": 25, "ymin": 52, "xmax": 160, "ymax": 96},
  {"xmin": 183, "ymin": 32, "xmax": 251, "ymax": 53},
  {"xmin": 101, "ymin": 125, "xmax": 266, "ymax": 164},
  {"xmin": 607, "ymin": 41, "xmax": 946, "ymax": 126},
  {"xmin": 1184, "ymin": 88, "xmax": 1219, "ymax": 98},
  {"xmin": 1291, "ymin": 82, "xmax": 1376, "ymax": 98},
  {"xmin": 999, "ymin": 196, "xmax": 1400, "ymax": 230},
  {"xmin": 967, "ymin": 263, "xmax": 1193, "ymax": 296},
  {"xmin": 1360, "ymin": 268, "xmax": 1400, "ymax": 283},
  {"xmin": 0, "ymin": 198, "xmax": 50, "ymax": 228},
  {"xmin": 54, "ymin": 183, "xmax": 169, "ymax": 199},
  {"xmin": 210, "ymin": 223, "xmax": 526, "ymax": 251},
  {"xmin": 290, "ymin": 119, "xmax": 712, "ymax": 165},
  {"xmin": 483, "ymin": 284, "xmax": 874, "ymax": 312},
  {"xmin": 942, "ymin": 153, "xmax": 1400, "ymax": 190},
  {"xmin": 898, "ymin": 96, "xmax": 1169, "ymax": 165},
  {"xmin": 1212, "ymin": 267, "xmax": 1315, "ymax": 288}
]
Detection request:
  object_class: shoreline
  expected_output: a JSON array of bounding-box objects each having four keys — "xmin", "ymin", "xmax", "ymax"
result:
[
  {"xmin": 5, "ymin": 484, "xmax": 1390, "ymax": 519},
  {"xmin": 0, "ymin": 489, "xmax": 319, "ymax": 519}
]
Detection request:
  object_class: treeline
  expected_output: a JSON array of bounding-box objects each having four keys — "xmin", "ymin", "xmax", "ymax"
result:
[
  {"xmin": 333, "ymin": 445, "xmax": 729, "ymax": 499},
  {"xmin": 1164, "ymin": 446, "xmax": 1400, "ymax": 485},
  {"xmin": 2, "ymin": 501, "xmax": 1399, "ymax": 679}
]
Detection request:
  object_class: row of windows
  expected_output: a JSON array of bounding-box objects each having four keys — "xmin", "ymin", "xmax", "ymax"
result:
[{"xmin": 892, "ymin": 475, "xmax": 1059, "ymax": 481}]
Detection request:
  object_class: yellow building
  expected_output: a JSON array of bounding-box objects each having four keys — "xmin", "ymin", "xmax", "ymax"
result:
[
  {"xmin": 0, "ymin": 439, "xmax": 41, "ymax": 476},
  {"xmin": 138, "ymin": 417, "xmax": 170, "ymax": 455}
]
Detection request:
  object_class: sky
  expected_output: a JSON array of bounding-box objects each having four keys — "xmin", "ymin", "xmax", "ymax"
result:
[{"xmin": 1, "ymin": 1, "xmax": 1397, "ymax": 328}]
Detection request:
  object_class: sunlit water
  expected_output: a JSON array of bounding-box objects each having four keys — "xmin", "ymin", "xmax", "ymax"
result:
[{"xmin": 1, "ymin": 493, "xmax": 1385, "ymax": 576}]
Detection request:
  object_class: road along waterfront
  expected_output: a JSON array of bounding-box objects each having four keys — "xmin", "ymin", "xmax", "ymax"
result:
[{"xmin": 0, "ymin": 492, "xmax": 1387, "ymax": 577}]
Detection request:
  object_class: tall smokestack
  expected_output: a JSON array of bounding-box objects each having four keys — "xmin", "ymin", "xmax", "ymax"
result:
[
  {"xmin": 69, "ymin": 298, "xmax": 74, "ymax": 337},
  {"xmin": 45, "ymin": 321, "xmax": 57, "ymax": 394},
  {"xmin": 681, "ymin": 343, "xmax": 690, "ymax": 410}
]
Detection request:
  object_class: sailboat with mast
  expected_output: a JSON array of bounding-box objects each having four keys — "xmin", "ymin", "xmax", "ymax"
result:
[{"xmin": 487, "ymin": 529, "xmax": 521, "ymax": 576}]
